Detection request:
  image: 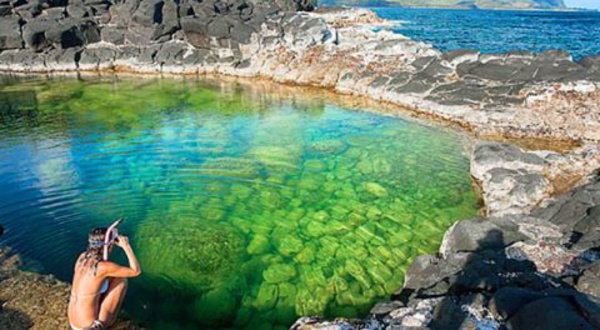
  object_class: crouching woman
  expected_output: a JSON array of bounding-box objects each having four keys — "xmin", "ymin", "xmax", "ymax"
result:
[{"xmin": 68, "ymin": 228, "xmax": 141, "ymax": 330}]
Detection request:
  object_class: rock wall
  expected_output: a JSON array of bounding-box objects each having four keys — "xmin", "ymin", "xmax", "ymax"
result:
[
  {"xmin": 1, "ymin": 5, "xmax": 599, "ymax": 142},
  {"xmin": 0, "ymin": 0, "xmax": 314, "ymax": 71}
]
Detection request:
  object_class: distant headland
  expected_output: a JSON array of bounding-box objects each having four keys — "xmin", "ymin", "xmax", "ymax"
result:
[{"xmin": 319, "ymin": 0, "xmax": 586, "ymax": 11}]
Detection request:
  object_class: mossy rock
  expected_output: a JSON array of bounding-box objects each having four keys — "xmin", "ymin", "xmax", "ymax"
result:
[
  {"xmin": 298, "ymin": 265, "xmax": 327, "ymax": 292},
  {"xmin": 294, "ymin": 285, "xmax": 330, "ymax": 316},
  {"xmin": 344, "ymin": 258, "xmax": 372, "ymax": 288},
  {"xmin": 189, "ymin": 286, "xmax": 240, "ymax": 326},
  {"xmin": 303, "ymin": 159, "xmax": 327, "ymax": 172},
  {"xmin": 135, "ymin": 214, "xmax": 246, "ymax": 293},
  {"xmin": 263, "ymin": 263, "xmax": 297, "ymax": 284},
  {"xmin": 294, "ymin": 242, "xmax": 317, "ymax": 264},
  {"xmin": 248, "ymin": 146, "xmax": 301, "ymax": 169},
  {"xmin": 365, "ymin": 260, "xmax": 394, "ymax": 283},
  {"xmin": 199, "ymin": 157, "xmax": 264, "ymax": 180},
  {"xmin": 363, "ymin": 182, "xmax": 389, "ymax": 198},
  {"xmin": 247, "ymin": 234, "xmax": 271, "ymax": 255},
  {"xmin": 307, "ymin": 139, "xmax": 348, "ymax": 155},
  {"xmin": 253, "ymin": 282, "xmax": 279, "ymax": 311},
  {"xmin": 277, "ymin": 235, "xmax": 303, "ymax": 257}
]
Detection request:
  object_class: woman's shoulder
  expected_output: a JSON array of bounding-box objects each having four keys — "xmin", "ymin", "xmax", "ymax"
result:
[{"xmin": 95, "ymin": 260, "xmax": 118, "ymax": 274}]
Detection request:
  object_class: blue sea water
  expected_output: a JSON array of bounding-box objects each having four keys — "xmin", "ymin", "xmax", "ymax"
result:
[{"xmin": 372, "ymin": 8, "xmax": 600, "ymax": 61}]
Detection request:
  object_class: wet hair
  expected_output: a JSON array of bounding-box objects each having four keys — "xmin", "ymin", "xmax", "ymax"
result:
[{"xmin": 78, "ymin": 227, "xmax": 108, "ymax": 276}]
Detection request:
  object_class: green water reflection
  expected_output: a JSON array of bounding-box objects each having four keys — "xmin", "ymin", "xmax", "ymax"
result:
[{"xmin": 0, "ymin": 75, "xmax": 478, "ymax": 329}]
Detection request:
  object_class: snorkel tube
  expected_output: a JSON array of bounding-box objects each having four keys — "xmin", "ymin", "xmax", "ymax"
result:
[{"xmin": 103, "ymin": 218, "xmax": 123, "ymax": 260}]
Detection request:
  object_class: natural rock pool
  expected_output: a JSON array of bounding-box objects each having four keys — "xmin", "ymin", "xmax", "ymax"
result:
[{"xmin": 0, "ymin": 75, "xmax": 478, "ymax": 330}]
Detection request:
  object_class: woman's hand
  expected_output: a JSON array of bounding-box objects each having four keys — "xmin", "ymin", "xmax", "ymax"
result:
[
  {"xmin": 104, "ymin": 234, "xmax": 141, "ymax": 278},
  {"xmin": 115, "ymin": 235, "xmax": 130, "ymax": 249}
]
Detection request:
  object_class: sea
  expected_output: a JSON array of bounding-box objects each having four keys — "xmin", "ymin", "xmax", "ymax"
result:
[{"xmin": 371, "ymin": 7, "xmax": 600, "ymax": 61}]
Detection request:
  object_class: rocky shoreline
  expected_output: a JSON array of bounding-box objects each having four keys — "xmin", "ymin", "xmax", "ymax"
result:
[
  {"xmin": 1, "ymin": 0, "xmax": 600, "ymax": 329},
  {"xmin": 0, "ymin": 0, "xmax": 599, "ymax": 142}
]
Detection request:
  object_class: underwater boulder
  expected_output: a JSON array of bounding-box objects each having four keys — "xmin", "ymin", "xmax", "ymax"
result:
[
  {"xmin": 135, "ymin": 214, "xmax": 246, "ymax": 293},
  {"xmin": 189, "ymin": 286, "xmax": 240, "ymax": 326},
  {"xmin": 307, "ymin": 139, "xmax": 348, "ymax": 155},
  {"xmin": 247, "ymin": 234, "xmax": 271, "ymax": 255},
  {"xmin": 344, "ymin": 258, "xmax": 372, "ymax": 288},
  {"xmin": 294, "ymin": 242, "xmax": 318, "ymax": 264},
  {"xmin": 199, "ymin": 157, "xmax": 264, "ymax": 180},
  {"xmin": 277, "ymin": 235, "xmax": 304, "ymax": 257},
  {"xmin": 295, "ymin": 284, "xmax": 330, "ymax": 316},
  {"xmin": 254, "ymin": 282, "xmax": 279, "ymax": 311},
  {"xmin": 363, "ymin": 182, "xmax": 389, "ymax": 198},
  {"xmin": 248, "ymin": 146, "xmax": 302, "ymax": 173},
  {"xmin": 303, "ymin": 159, "xmax": 328, "ymax": 172},
  {"xmin": 263, "ymin": 263, "xmax": 297, "ymax": 284}
]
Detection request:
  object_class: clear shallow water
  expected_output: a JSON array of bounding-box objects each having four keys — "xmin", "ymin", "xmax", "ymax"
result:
[
  {"xmin": 0, "ymin": 76, "xmax": 478, "ymax": 330},
  {"xmin": 373, "ymin": 7, "xmax": 600, "ymax": 61}
]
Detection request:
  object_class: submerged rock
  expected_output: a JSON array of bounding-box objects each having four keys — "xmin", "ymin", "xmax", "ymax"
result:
[
  {"xmin": 363, "ymin": 182, "xmax": 388, "ymax": 198},
  {"xmin": 199, "ymin": 157, "xmax": 265, "ymax": 179},
  {"xmin": 263, "ymin": 263, "xmax": 297, "ymax": 284},
  {"xmin": 136, "ymin": 215, "xmax": 246, "ymax": 292},
  {"xmin": 307, "ymin": 139, "xmax": 348, "ymax": 155}
]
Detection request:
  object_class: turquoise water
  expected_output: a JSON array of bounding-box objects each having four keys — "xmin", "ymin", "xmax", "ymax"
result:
[
  {"xmin": 373, "ymin": 8, "xmax": 600, "ymax": 61},
  {"xmin": 0, "ymin": 75, "xmax": 478, "ymax": 329}
]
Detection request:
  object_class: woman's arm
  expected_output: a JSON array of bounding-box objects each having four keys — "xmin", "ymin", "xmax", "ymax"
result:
[{"xmin": 101, "ymin": 236, "xmax": 142, "ymax": 278}]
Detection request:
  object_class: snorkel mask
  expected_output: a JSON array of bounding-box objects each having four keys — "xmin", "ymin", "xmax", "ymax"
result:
[{"xmin": 103, "ymin": 218, "xmax": 123, "ymax": 260}]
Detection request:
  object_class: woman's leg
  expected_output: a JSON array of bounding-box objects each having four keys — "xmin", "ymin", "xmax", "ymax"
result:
[{"xmin": 98, "ymin": 278, "xmax": 128, "ymax": 326}]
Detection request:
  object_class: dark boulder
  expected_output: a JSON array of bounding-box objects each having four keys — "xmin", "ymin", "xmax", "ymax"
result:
[
  {"xmin": 440, "ymin": 217, "xmax": 527, "ymax": 257},
  {"xmin": 0, "ymin": 17, "xmax": 22, "ymax": 50},
  {"xmin": 39, "ymin": 7, "xmax": 66, "ymax": 20},
  {"xmin": 402, "ymin": 254, "xmax": 467, "ymax": 292},
  {"xmin": 114, "ymin": 45, "xmax": 140, "ymax": 61},
  {"xmin": 126, "ymin": 0, "xmax": 163, "ymax": 44},
  {"xmin": 580, "ymin": 54, "xmax": 600, "ymax": 67},
  {"xmin": 370, "ymin": 301, "xmax": 405, "ymax": 317},
  {"xmin": 11, "ymin": 49, "xmax": 46, "ymax": 68},
  {"xmin": 66, "ymin": 3, "xmax": 89, "ymax": 18},
  {"xmin": 230, "ymin": 21, "xmax": 255, "ymax": 43},
  {"xmin": 488, "ymin": 287, "xmax": 543, "ymax": 320},
  {"xmin": 0, "ymin": 5, "xmax": 13, "ymax": 16},
  {"xmin": 44, "ymin": 47, "xmax": 81, "ymax": 69},
  {"xmin": 442, "ymin": 49, "xmax": 479, "ymax": 65},
  {"xmin": 577, "ymin": 261, "xmax": 600, "ymax": 299},
  {"xmin": 429, "ymin": 298, "xmax": 466, "ymax": 330},
  {"xmin": 207, "ymin": 17, "xmax": 231, "ymax": 38},
  {"xmin": 181, "ymin": 16, "xmax": 210, "ymax": 48},
  {"xmin": 181, "ymin": 48, "xmax": 210, "ymax": 65},
  {"xmin": 154, "ymin": 42, "xmax": 187, "ymax": 64},
  {"xmin": 154, "ymin": 0, "xmax": 179, "ymax": 40},
  {"xmin": 108, "ymin": 0, "xmax": 140, "ymax": 27},
  {"xmin": 15, "ymin": 1, "xmax": 43, "ymax": 21},
  {"xmin": 22, "ymin": 21, "xmax": 52, "ymax": 52},
  {"xmin": 137, "ymin": 44, "xmax": 162, "ymax": 63},
  {"xmin": 44, "ymin": 19, "xmax": 100, "ymax": 49},
  {"xmin": 101, "ymin": 26, "xmax": 125, "ymax": 45},
  {"xmin": 79, "ymin": 46, "xmax": 116, "ymax": 68},
  {"xmin": 507, "ymin": 297, "xmax": 595, "ymax": 330}
]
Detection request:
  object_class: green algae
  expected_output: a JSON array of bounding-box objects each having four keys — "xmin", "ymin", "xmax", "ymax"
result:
[{"xmin": 0, "ymin": 76, "xmax": 479, "ymax": 330}]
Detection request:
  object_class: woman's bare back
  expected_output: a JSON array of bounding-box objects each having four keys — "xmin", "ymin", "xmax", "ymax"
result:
[{"xmin": 68, "ymin": 254, "xmax": 109, "ymax": 328}]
